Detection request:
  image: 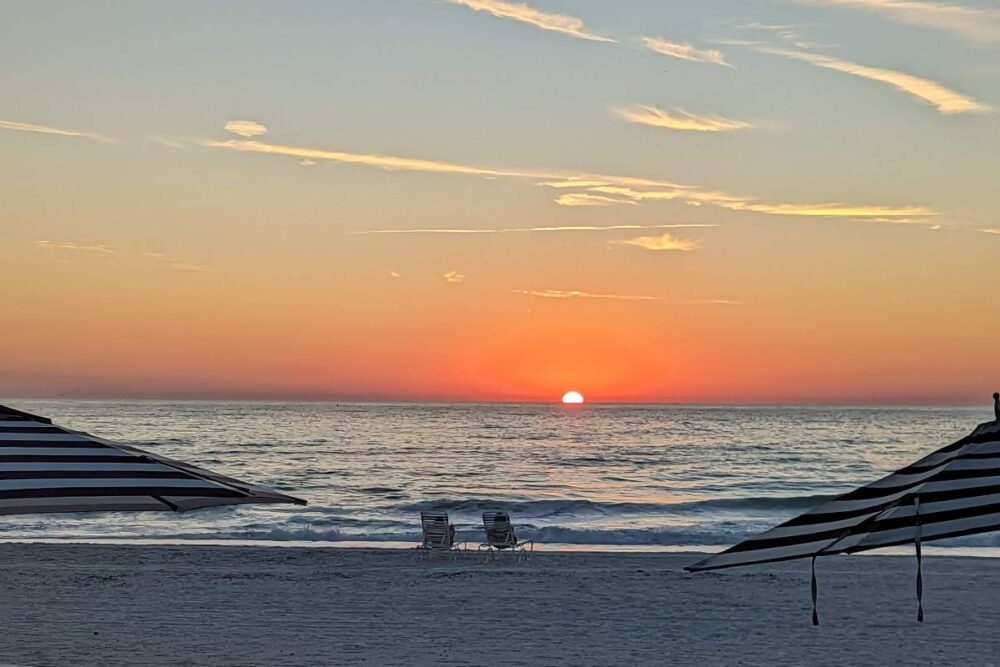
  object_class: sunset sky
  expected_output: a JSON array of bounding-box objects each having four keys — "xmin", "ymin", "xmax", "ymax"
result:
[{"xmin": 3, "ymin": 0, "xmax": 999, "ymax": 403}]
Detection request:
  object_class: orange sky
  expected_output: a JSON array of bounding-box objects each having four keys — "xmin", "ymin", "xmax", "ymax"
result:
[{"xmin": 2, "ymin": 2, "xmax": 999, "ymax": 403}]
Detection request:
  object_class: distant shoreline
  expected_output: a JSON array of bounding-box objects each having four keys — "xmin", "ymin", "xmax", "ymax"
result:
[{"xmin": 2, "ymin": 397, "xmax": 991, "ymax": 408}]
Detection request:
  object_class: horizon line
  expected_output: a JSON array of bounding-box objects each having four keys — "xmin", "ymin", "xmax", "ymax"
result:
[{"xmin": 2, "ymin": 395, "xmax": 993, "ymax": 409}]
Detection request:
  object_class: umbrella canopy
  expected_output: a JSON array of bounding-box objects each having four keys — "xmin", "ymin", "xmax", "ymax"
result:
[
  {"xmin": 687, "ymin": 414, "xmax": 1000, "ymax": 623},
  {"xmin": 0, "ymin": 403, "xmax": 305, "ymax": 514}
]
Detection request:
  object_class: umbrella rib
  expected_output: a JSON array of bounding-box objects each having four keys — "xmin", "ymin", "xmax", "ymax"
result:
[
  {"xmin": 151, "ymin": 495, "xmax": 180, "ymax": 512},
  {"xmin": 818, "ymin": 481, "xmax": 938, "ymax": 556},
  {"xmin": 145, "ymin": 458, "xmax": 254, "ymax": 497},
  {"xmin": 817, "ymin": 501, "xmax": 906, "ymax": 556}
]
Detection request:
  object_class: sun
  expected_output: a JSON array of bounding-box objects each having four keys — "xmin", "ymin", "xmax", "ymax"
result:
[{"xmin": 561, "ymin": 391, "xmax": 585, "ymax": 405}]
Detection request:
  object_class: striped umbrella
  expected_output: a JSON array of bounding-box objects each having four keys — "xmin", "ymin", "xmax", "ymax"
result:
[
  {"xmin": 0, "ymin": 403, "xmax": 305, "ymax": 515},
  {"xmin": 687, "ymin": 412, "xmax": 1000, "ymax": 625}
]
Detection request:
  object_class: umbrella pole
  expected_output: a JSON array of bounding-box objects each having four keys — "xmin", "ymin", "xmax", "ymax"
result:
[
  {"xmin": 915, "ymin": 496, "xmax": 924, "ymax": 622},
  {"xmin": 811, "ymin": 555, "xmax": 819, "ymax": 626}
]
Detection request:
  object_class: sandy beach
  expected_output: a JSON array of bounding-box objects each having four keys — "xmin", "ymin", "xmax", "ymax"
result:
[{"xmin": 2, "ymin": 544, "xmax": 999, "ymax": 666}]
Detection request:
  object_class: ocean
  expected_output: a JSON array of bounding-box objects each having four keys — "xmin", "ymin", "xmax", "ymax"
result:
[{"xmin": 3, "ymin": 400, "xmax": 998, "ymax": 555}]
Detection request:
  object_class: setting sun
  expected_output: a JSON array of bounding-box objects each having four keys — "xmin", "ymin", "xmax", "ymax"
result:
[{"xmin": 561, "ymin": 391, "xmax": 585, "ymax": 405}]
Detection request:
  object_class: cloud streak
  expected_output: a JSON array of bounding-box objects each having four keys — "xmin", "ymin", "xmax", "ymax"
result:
[
  {"xmin": 203, "ymin": 138, "xmax": 556, "ymax": 178},
  {"xmin": 803, "ymin": 0, "xmax": 1000, "ymax": 45},
  {"xmin": 758, "ymin": 46, "xmax": 987, "ymax": 114},
  {"xmin": 354, "ymin": 223, "xmax": 717, "ymax": 235},
  {"xmin": 141, "ymin": 251, "xmax": 223, "ymax": 273},
  {"xmin": 614, "ymin": 105, "xmax": 752, "ymax": 132},
  {"xmin": 555, "ymin": 193, "xmax": 637, "ymax": 207},
  {"xmin": 614, "ymin": 232, "xmax": 702, "ymax": 251},
  {"xmin": 642, "ymin": 37, "xmax": 731, "ymax": 66},
  {"xmin": 719, "ymin": 200, "xmax": 933, "ymax": 217},
  {"xmin": 35, "ymin": 243, "xmax": 221, "ymax": 272},
  {"xmin": 681, "ymin": 299, "xmax": 743, "ymax": 305},
  {"xmin": 205, "ymin": 128, "xmax": 936, "ymax": 221},
  {"xmin": 1, "ymin": 120, "xmax": 113, "ymax": 143},
  {"xmin": 36, "ymin": 241, "xmax": 117, "ymax": 254},
  {"xmin": 513, "ymin": 290, "xmax": 741, "ymax": 304},
  {"xmin": 513, "ymin": 289, "xmax": 665, "ymax": 301},
  {"xmin": 149, "ymin": 136, "xmax": 186, "ymax": 149},
  {"xmin": 443, "ymin": 0, "xmax": 614, "ymax": 42},
  {"xmin": 443, "ymin": 270, "xmax": 466, "ymax": 283},
  {"xmin": 560, "ymin": 184, "xmax": 930, "ymax": 219}
]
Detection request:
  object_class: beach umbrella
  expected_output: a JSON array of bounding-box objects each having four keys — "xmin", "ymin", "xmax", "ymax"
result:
[
  {"xmin": 686, "ymin": 412, "xmax": 1000, "ymax": 625},
  {"xmin": 0, "ymin": 403, "xmax": 305, "ymax": 515}
]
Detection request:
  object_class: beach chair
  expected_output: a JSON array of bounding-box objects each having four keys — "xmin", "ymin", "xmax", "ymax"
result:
[
  {"xmin": 478, "ymin": 511, "xmax": 533, "ymax": 560},
  {"xmin": 419, "ymin": 511, "xmax": 463, "ymax": 558}
]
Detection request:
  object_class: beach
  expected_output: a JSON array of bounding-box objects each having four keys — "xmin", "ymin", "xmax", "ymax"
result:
[{"xmin": 2, "ymin": 544, "xmax": 999, "ymax": 666}]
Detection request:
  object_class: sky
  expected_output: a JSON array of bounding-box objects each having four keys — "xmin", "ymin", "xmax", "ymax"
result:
[{"xmin": 2, "ymin": 0, "xmax": 999, "ymax": 404}]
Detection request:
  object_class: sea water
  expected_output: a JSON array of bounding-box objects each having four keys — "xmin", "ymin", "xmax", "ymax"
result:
[{"xmin": 2, "ymin": 400, "xmax": 997, "ymax": 555}]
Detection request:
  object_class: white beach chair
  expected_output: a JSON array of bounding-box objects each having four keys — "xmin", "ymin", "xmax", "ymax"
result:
[
  {"xmin": 419, "ymin": 511, "xmax": 463, "ymax": 558},
  {"xmin": 479, "ymin": 511, "xmax": 533, "ymax": 560}
]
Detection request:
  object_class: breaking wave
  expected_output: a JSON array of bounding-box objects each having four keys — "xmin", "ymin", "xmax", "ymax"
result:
[{"xmin": 397, "ymin": 494, "xmax": 834, "ymax": 518}]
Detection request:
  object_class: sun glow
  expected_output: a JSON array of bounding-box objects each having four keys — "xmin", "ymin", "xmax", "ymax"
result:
[{"xmin": 561, "ymin": 391, "xmax": 585, "ymax": 404}]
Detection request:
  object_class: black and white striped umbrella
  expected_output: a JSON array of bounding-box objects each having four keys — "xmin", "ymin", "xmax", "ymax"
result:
[
  {"xmin": 0, "ymin": 403, "xmax": 305, "ymax": 514},
  {"xmin": 687, "ymin": 416, "xmax": 1000, "ymax": 624}
]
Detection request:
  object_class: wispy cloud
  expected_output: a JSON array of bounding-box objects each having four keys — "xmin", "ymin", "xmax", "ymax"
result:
[
  {"xmin": 35, "ymin": 243, "xmax": 221, "ymax": 272},
  {"xmin": 513, "ymin": 289, "xmax": 742, "ymax": 304},
  {"xmin": 443, "ymin": 270, "xmax": 466, "ymax": 283},
  {"xmin": 389, "ymin": 270, "xmax": 402, "ymax": 278},
  {"xmin": 614, "ymin": 105, "xmax": 752, "ymax": 133},
  {"xmin": 865, "ymin": 216, "xmax": 940, "ymax": 227},
  {"xmin": 443, "ymin": 0, "xmax": 614, "ymax": 42},
  {"xmin": 354, "ymin": 223, "xmax": 717, "ymax": 235},
  {"xmin": 719, "ymin": 200, "xmax": 933, "ymax": 217},
  {"xmin": 224, "ymin": 119, "xmax": 269, "ymax": 138},
  {"xmin": 979, "ymin": 228, "xmax": 1000, "ymax": 235},
  {"xmin": 141, "ymin": 251, "xmax": 222, "ymax": 273},
  {"xmin": 641, "ymin": 36, "xmax": 731, "ymax": 66},
  {"xmin": 757, "ymin": 46, "xmax": 987, "ymax": 114},
  {"xmin": 36, "ymin": 241, "xmax": 117, "ymax": 254},
  {"xmin": 736, "ymin": 21, "xmax": 829, "ymax": 49},
  {"xmin": 613, "ymin": 232, "xmax": 702, "ymax": 251},
  {"xmin": 513, "ymin": 289, "xmax": 665, "ymax": 301},
  {"xmin": 203, "ymin": 138, "xmax": 553, "ymax": 178},
  {"xmin": 555, "ymin": 192, "xmax": 636, "ymax": 207},
  {"xmin": 538, "ymin": 179, "xmax": 617, "ymax": 189},
  {"xmin": 583, "ymin": 186, "xmax": 745, "ymax": 205},
  {"xmin": 1, "ymin": 120, "xmax": 113, "ymax": 143},
  {"xmin": 149, "ymin": 136, "xmax": 186, "ymax": 149},
  {"xmin": 204, "ymin": 127, "xmax": 936, "ymax": 221},
  {"xmin": 539, "ymin": 175, "xmax": 692, "ymax": 190},
  {"xmin": 681, "ymin": 299, "xmax": 743, "ymax": 305},
  {"xmin": 738, "ymin": 22, "xmax": 798, "ymax": 33},
  {"xmin": 560, "ymin": 184, "xmax": 930, "ymax": 219},
  {"xmin": 802, "ymin": 0, "xmax": 1000, "ymax": 45}
]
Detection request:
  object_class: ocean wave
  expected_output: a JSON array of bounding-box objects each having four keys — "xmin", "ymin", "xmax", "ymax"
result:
[
  {"xmin": 156, "ymin": 522, "xmax": 760, "ymax": 546},
  {"xmin": 396, "ymin": 494, "xmax": 834, "ymax": 518}
]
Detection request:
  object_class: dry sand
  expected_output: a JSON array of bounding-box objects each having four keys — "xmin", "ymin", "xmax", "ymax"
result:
[{"xmin": 2, "ymin": 543, "xmax": 999, "ymax": 666}]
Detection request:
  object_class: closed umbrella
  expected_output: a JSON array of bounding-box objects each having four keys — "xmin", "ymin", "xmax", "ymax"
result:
[
  {"xmin": 687, "ymin": 407, "xmax": 1000, "ymax": 625},
  {"xmin": 0, "ymin": 403, "xmax": 305, "ymax": 515}
]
